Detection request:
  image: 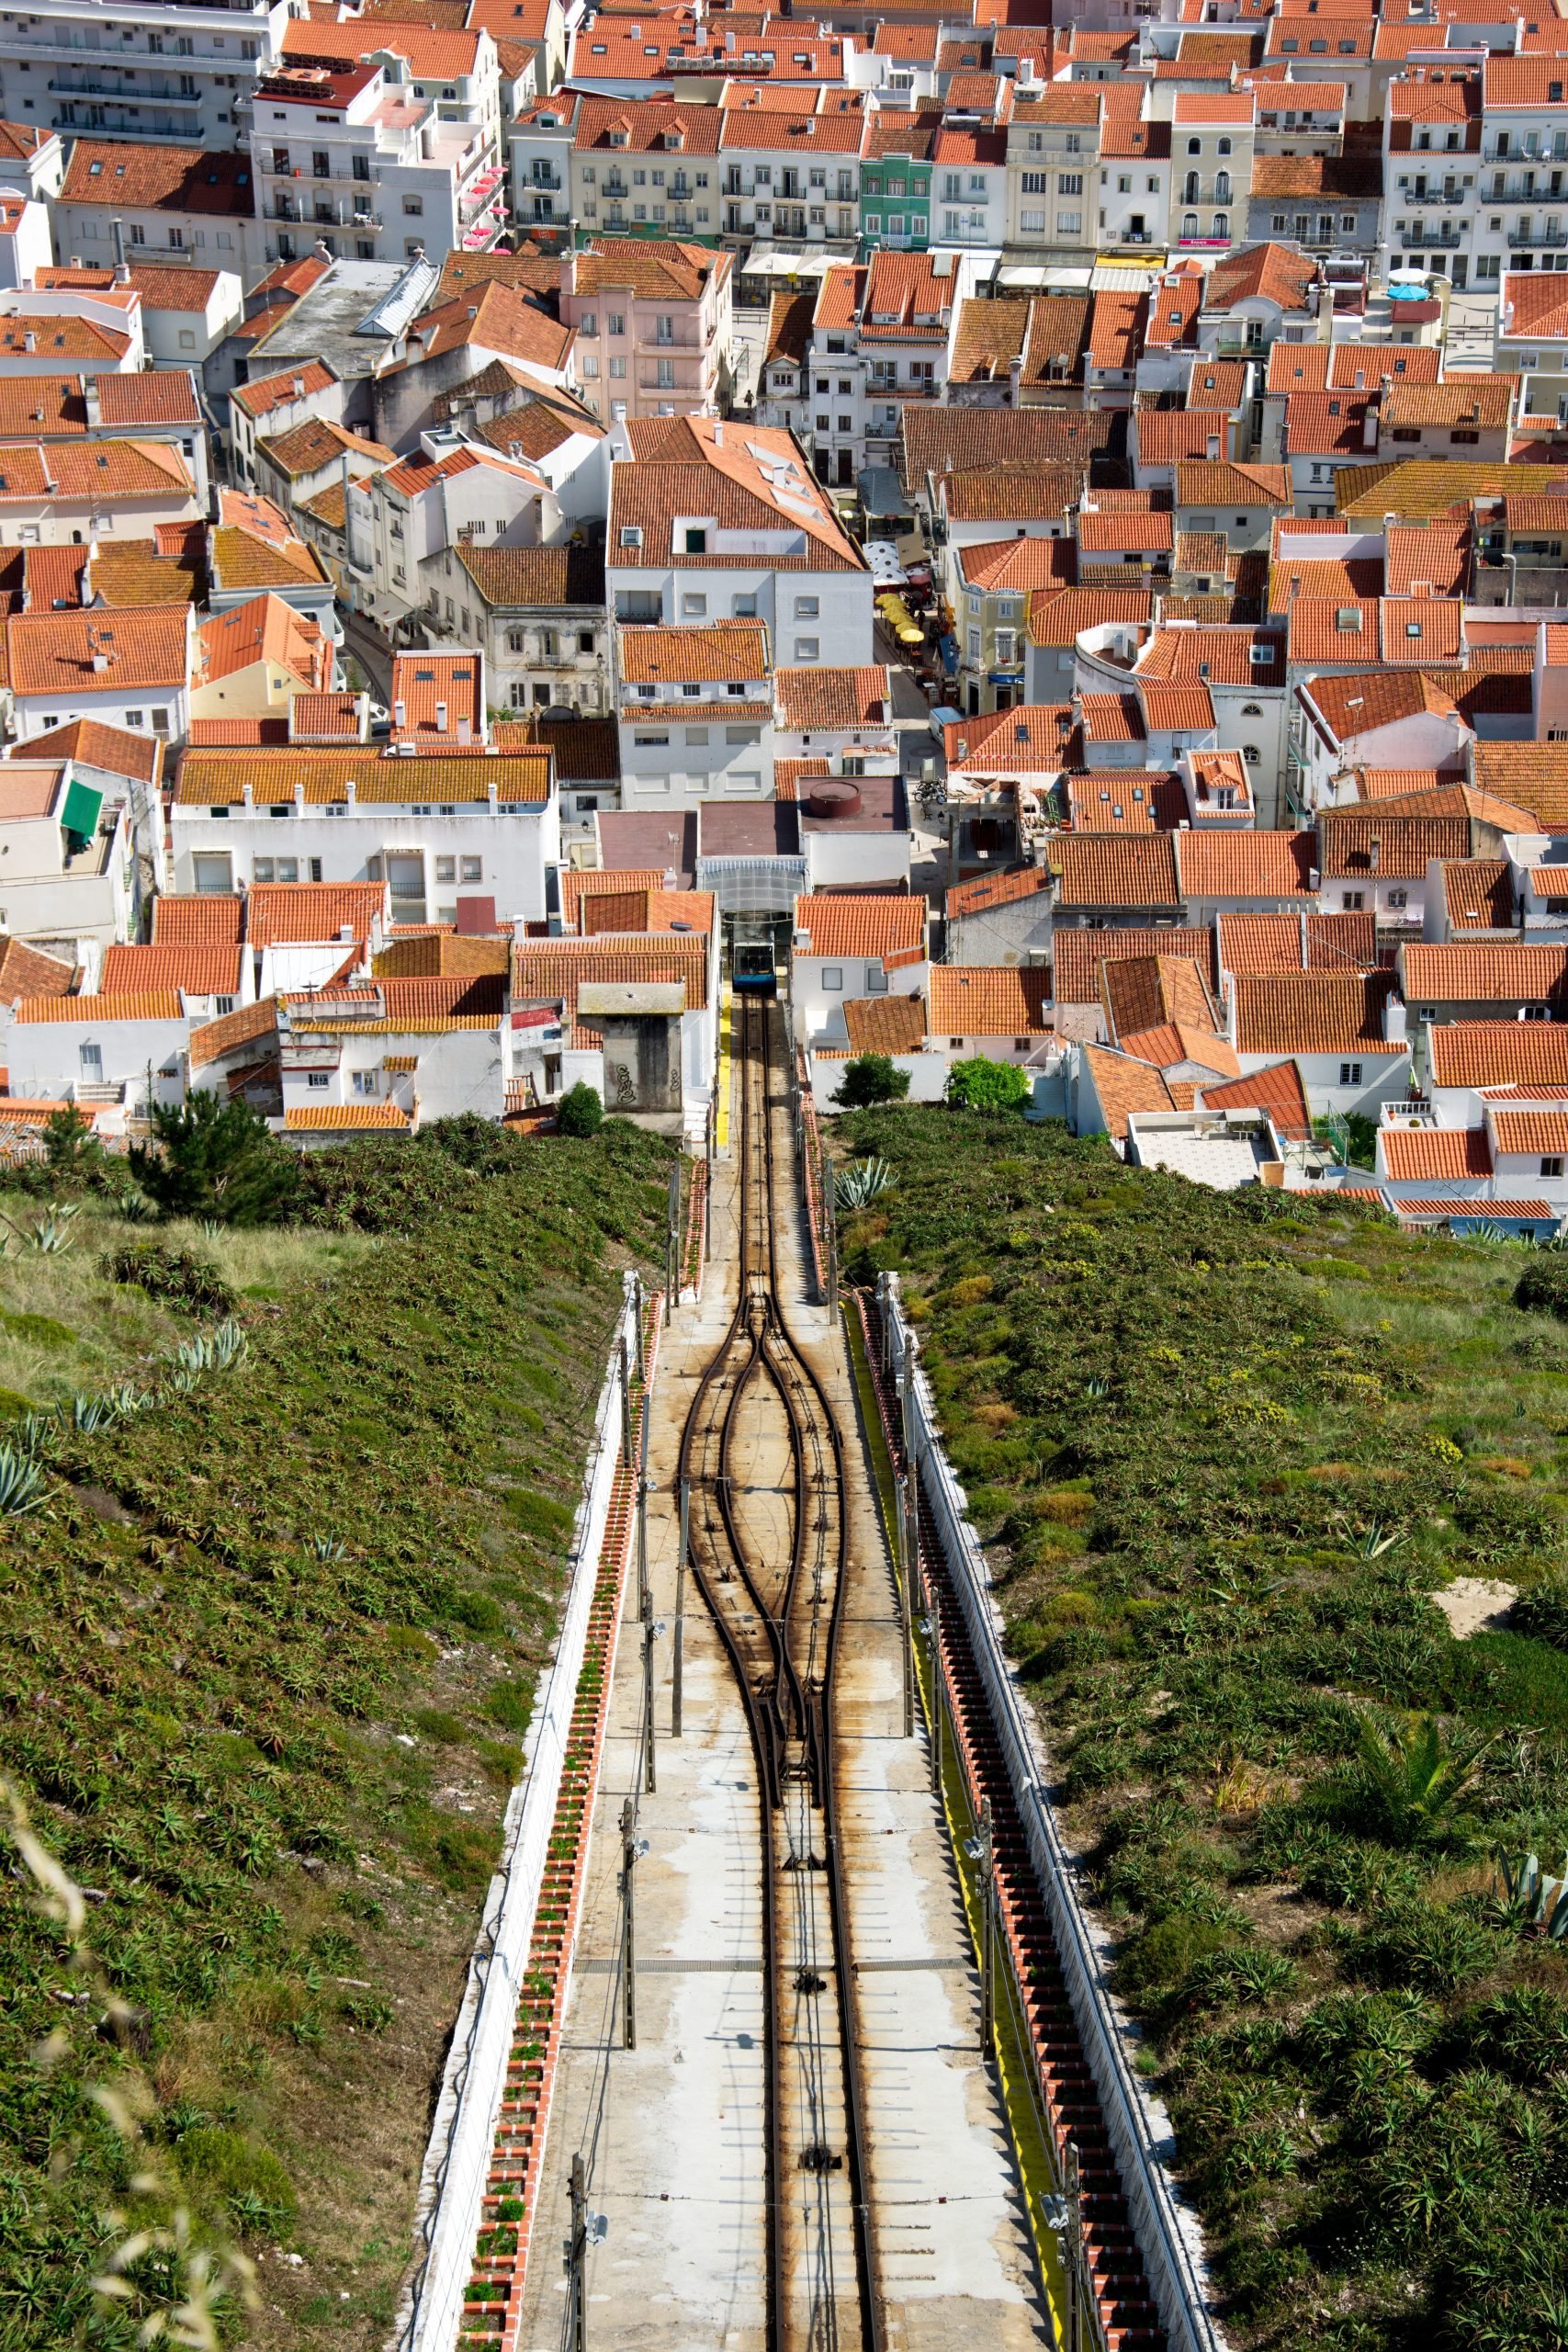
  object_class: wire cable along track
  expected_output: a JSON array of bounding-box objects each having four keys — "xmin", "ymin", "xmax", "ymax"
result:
[{"xmin": 677, "ymin": 996, "xmax": 882, "ymax": 2352}]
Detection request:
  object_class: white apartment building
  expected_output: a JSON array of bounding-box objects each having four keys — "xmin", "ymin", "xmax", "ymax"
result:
[
  {"xmin": 605, "ymin": 413, "xmax": 874, "ymax": 666},
  {"xmin": 252, "ymin": 42, "xmax": 504, "ymax": 274},
  {"xmin": 0, "ymin": 0, "xmax": 291, "ymax": 150},
  {"xmin": 169, "ymin": 745, "xmax": 559, "ymax": 924},
  {"xmin": 7, "ymin": 605, "xmax": 193, "ymax": 744},
  {"xmin": 0, "ymin": 759, "xmax": 136, "ymax": 948},
  {"xmin": 931, "ymin": 124, "xmax": 1008, "ymax": 249},
  {"xmin": 717, "ymin": 109, "xmax": 862, "ymax": 248},
  {"xmin": 53, "ymin": 140, "xmax": 265, "ymax": 284},
  {"xmin": 0, "ymin": 438, "xmax": 201, "ymax": 548},
  {"xmin": 0, "ymin": 282, "xmax": 145, "ymax": 372},
  {"xmin": 1468, "ymin": 58, "xmax": 1568, "ymax": 292},
  {"xmin": 1098, "ymin": 112, "xmax": 1170, "ymax": 254},
  {"xmin": 615, "ymin": 620, "xmax": 774, "ymax": 806}
]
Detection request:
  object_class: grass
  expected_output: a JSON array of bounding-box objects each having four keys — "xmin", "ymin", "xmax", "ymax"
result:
[
  {"xmin": 0, "ymin": 1120, "xmax": 672, "ymax": 2350},
  {"xmin": 829, "ymin": 1106, "xmax": 1568, "ymax": 2352},
  {"xmin": 0, "ymin": 1195, "xmax": 370, "ymax": 1414}
]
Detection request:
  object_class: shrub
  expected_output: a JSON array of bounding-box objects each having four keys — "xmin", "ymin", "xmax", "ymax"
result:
[
  {"xmin": 832, "ymin": 1054, "xmax": 910, "ymax": 1110},
  {"xmin": 945, "ymin": 1057, "xmax": 1032, "ymax": 1114},
  {"xmin": 104, "ymin": 1243, "xmax": 237, "ymax": 1316},
  {"xmin": 1512, "ymin": 1575, "xmax": 1568, "ymax": 1651},
  {"xmin": 558, "ymin": 1083, "xmax": 604, "ymax": 1138},
  {"xmin": 1515, "ymin": 1256, "xmax": 1568, "ymax": 1318},
  {"xmin": 130, "ymin": 1094, "xmax": 299, "ymax": 1227}
]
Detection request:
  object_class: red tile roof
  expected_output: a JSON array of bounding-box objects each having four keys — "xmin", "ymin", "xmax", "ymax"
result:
[
  {"xmin": 792, "ymin": 892, "xmax": 925, "ymax": 963},
  {"xmin": 1382, "ymin": 1125, "xmax": 1493, "ymax": 1179},
  {"xmin": 100, "ymin": 944, "xmax": 243, "ymax": 997},
  {"xmin": 1052, "ymin": 924, "xmax": 1215, "ymax": 1005},
  {"xmin": 1232, "ymin": 970, "xmax": 1400, "ymax": 1055},
  {"xmin": 1402, "ymin": 944, "xmax": 1568, "ymax": 1001},
  {"xmin": 6, "ymin": 605, "xmax": 187, "ymax": 696},
  {"xmin": 1051, "ymin": 834, "xmax": 1180, "ymax": 909},
  {"xmin": 1197, "ymin": 1058, "xmax": 1312, "ymax": 1137},
  {"xmin": 928, "ymin": 966, "xmax": 1051, "ymax": 1037},
  {"xmin": 1177, "ymin": 831, "xmax": 1315, "ymax": 899}
]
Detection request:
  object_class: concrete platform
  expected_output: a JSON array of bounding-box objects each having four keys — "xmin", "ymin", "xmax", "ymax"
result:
[{"xmin": 517, "ymin": 1041, "xmax": 1048, "ymax": 2352}]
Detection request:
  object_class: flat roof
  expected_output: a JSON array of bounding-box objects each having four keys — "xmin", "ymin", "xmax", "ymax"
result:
[
  {"xmin": 245, "ymin": 259, "xmax": 415, "ymax": 381},
  {"xmin": 595, "ymin": 808, "xmax": 698, "ymax": 889},
  {"xmin": 577, "ymin": 981, "xmax": 687, "ymax": 1015},
  {"xmin": 697, "ymin": 802, "xmax": 802, "ymax": 859},
  {"xmin": 798, "ymin": 774, "xmax": 908, "ymax": 835}
]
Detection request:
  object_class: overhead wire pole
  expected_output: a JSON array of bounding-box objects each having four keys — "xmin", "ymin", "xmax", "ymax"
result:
[
  {"xmin": 642, "ymin": 1600, "xmax": 659, "ymax": 1795},
  {"xmin": 619, "ymin": 1799, "xmax": 637, "ymax": 2051},
  {"xmin": 566, "ymin": 2151, "xmax": 588, "ymax": 2352}
]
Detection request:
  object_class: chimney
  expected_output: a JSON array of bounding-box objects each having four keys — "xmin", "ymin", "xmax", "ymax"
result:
[
  {"xmin": 1362, "ymin": 406, "xmax": 1378, "ymax": 449},
  {"xmin": 1369, "ymin": 835, "xmax": 1381, "ymax": 873},
  {"xmin": 1298, "ymin": 907, "xmax": 1309, "ymax": 967},
  {"xmin": 434, "ymin": 700, "xmax": 448, "ymax": 730},
  {"xmin": 1206, "ymin": 433, "xmax": 1220, "ymax": 459},
  {"xmin": 21, "ymin": 331, "xmax": 33, "ymax": 355},
  {"xmin": 457, "ymin": 715, "xmax": 471, "ymax": 744},
  {"xmin": 84, "ymin": 377, "xmax": 100, "ymax": 428},
  {"xmin": 292, "ymin": 374, "xmax": 305, "ymax": 399},
  {"xmin": 112, "ymin": 216, "xmax": 126, "ymax": 269},
  {"xmin": 393, "ymin": 697, "xmax": 407, "ymax": 728}
]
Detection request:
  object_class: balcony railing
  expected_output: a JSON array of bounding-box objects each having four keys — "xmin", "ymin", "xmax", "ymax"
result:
[
  {"xmin": 1510, "ymin": 225, "xmax": 1568, "ymax": 248},
  {"xmin": 49, "ymin": 73, "xmax": 202, "ymax": 101},
  {"xmin": 1402, "ymin": 185, "xmax": 1468, "ymax": 206},
  {"xmin": 1404, "ymin": 229, "xmax": 1464, "ymax": 250}
]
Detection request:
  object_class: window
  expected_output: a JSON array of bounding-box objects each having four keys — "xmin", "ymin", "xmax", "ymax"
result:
[
  {"xmin": 1058, "ymin": 173, "xmax": 1083, "ymax": 196},
  {"xmin": 1242, "ymin": 743, "xmax": 1260, "ymax": 765},
  {"xmin": 507, "ymin": 627, "xmax": 525, "ymax": 653},
  {"xmin": 460, "ymin": 858, "xmax": 482, "ymax": 885},
  {"xmin": 1543, "ymin": 1157, "xmax": 1564, "ymax": 1177},
  {"xmin": 1021, "ymin": 171, "xmax": 1047, "ymax": 194},
  {"xmin": 581, "ymin": 311, "xmax": 597, "ymax": 336},
  {"xmin": 124, "ymin": 708, "xmax": 143, "ymax": 729},
  {"xmin": 435, "ymin": 856, "xmax": 457, "ymax": 885},
  {"xmin": 1387, "ymin": 889, "xmax": 1408, "ymax": 911},
  {"xmin": 193, "ymin": 854, "xmax": 232, "ymax": 894},
  {"xmin": 608, "ymin": 312, "xmax": 626, "ymax": 334},
  {"xmin": 1339, "ymin": 1062, "xmax": 1362, "ymax": 1088},
  {"xmin": 685, "ymin": 727, "xmax": 709, "ymax": 746},
  {"xmin": 633, "ymin": 730, "xmax": 670, "ymax": 746},
  {"xmin": 1057, "ymin": 211, "xmax": 1082, "ymax": 235},
  {"xmin": 152, "ymin": 709, "xmax": 169, "ymax": 736},
  {"xmin": 864, "ymin": 965, "xmax": 888, "ymax": 996},
  {"xmin": 1342, "ymin": 891, "xmax": 1364, "ymax": 911},
  {"xmin": 794, "ymin": 637, "xmax": 819, "ymax": 661},
  {"xmin": 733, "ymin": 594, "xmax": 757, "ymax": 617},
  {"xmin": 352, "ymin": 1072, "xmax": 378, "ymax": 1098},
  {"xmin": 509, "ymin": 681, "xmax": 528, "ymax": 708},
  {"xmin": 795, "ymin": 595, "xmax": 819, "ymax": 619},
  {"xmin": 306, "ymin": 1072, "xmax": 330, "ymax": 1091},
  {"xmin": 682, "ymin": 592, "xmax": 707, "ymax": 616},
  {"xmin": 1020, "ymin": 209, "xmax": 1045, "ymax": 233},
  {"xmin": 821, "ymin": 966, "xmax": 844, "ymax": 991},
  {"xmin": 609, "ymin": 356, "xmax": 626, "ymax": 378},
  {"xmin": 581, "ymin": 354, "xmax": 601, "ymax": 378},
  {"xmin": 79, "ymin": 1043, "xmax": 103, "ymax": 1078},
  {"xmin": 403, "ymin": 196, "xmax": 423, "ymax": 215}
]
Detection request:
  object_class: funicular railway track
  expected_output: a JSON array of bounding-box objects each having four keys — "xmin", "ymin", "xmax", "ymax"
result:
[{"xmin": 677, "ymin": 996, "xmax": 882, "ymax": 2352}]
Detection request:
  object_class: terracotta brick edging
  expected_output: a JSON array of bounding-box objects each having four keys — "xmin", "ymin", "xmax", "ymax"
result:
[{"xmin": 396, "ymin": 1279, "xmax": 663, "ymax": 2352}]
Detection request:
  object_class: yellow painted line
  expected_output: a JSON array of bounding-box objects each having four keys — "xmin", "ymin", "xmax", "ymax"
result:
[{"xmin": 716, "ymin": 984, "xmax": 734, "ymax": 1148}]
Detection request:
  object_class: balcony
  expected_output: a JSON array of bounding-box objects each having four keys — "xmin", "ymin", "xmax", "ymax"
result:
[
  {"xmin": 1509, "ymin": 225, "xmax": 1568, "ymax": 248},
  {"xmin": 49, "ymin": 73, "xmax": 202, "ymax": 103},
  {"xmin": 1177, "ymin": 233, "xmax": 1235, "ymax": 250},
  {"xmin": 1179, "ymin": 179, "xmax": 1235, "ymax": 205},
  {"xmin": 1403, "ymin": 229, "xmax": 1464, "ymax": 250},
  {"xmin": 1403, "ymin": 185, "xmax": 1468, "ymax": 206},
  {"xmin": 529, "ymin": 168, "xmax": 562, "ymax": 191},
  {"xmin": 1105, "ymin": 229, "xmax": 1155, "ymax": 245}
]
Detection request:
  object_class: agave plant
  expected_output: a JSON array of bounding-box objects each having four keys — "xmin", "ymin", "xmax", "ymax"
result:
[
  {"xmin": 208, "ymin": 1320, "xmax": 247, "ymax": 1371},
  {"xmin": 1492, "ymin": 1849, "xmax": 1568, "ymax": 1941},
  {"xmin": 0, "ymin": 1443, "xmax": 49, "ymax": 1515},
  {"xmin": 172, "ymin": 1335, "xmax": 214, "ymax": 1377},
  {"xmin": 1332, "ymin": 1513, "xmax": 1407, "ymax": 1560},
  {"xmin": 836, "ymin": 1158, "xmax": 894, "ymax": 1212},
  {"xmin": 3, "ymin": 1203, "xmax": 82, "ymax": 1256},
  {"xmin": 163, "ymin": 1367, "xmax": 201, "ymax": 1396},
  {"xmin": 60, "ymin": 1394, "xmax": 119, "ymax": 1436},
  {"xmin": 14, "ymin": 1411, "xmax": 56, "ymax": 1458},
  {"xmin": 308, "ymin": 1536, "xmax": 347, "ymax": 1563}
]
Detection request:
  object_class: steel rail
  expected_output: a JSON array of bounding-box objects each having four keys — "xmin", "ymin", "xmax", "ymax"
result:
[{"xmin": 675, "ymin": 993, "xmax": 884, "ymax": 2352}]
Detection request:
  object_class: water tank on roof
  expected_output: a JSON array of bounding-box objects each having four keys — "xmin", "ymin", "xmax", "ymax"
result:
[{"xmin": 805, "ymin": 780, "xmax": 862, "ymax": 820}]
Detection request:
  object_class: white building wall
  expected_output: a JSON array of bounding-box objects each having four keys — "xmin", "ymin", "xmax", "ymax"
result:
[{"xmin": 170, "ymin": 803, "xmax": 558, "ymax": 922}]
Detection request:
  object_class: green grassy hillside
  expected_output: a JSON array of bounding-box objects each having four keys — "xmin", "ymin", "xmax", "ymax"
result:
[
  {"xmin": 832, "ymin": 1108, "xmax": 1568, "ymax": 2352},
  {"xmin": 0, "ymin": 1123, "xmax": 669, "ymax": 2350}
]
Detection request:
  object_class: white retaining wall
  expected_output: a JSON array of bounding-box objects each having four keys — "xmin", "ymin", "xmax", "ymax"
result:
[
  {"xmin": 882, "ymin": 1273, "xmax": 1229, "ymax": 2352},
  {"xmin": 394, "ymin": 1272, "xmax": 648, "ymax": 2352}
]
